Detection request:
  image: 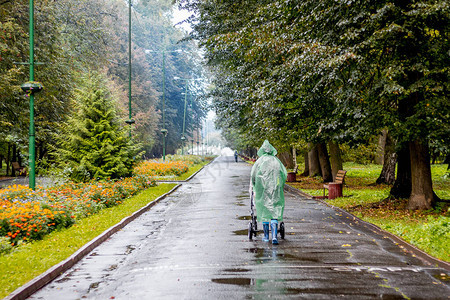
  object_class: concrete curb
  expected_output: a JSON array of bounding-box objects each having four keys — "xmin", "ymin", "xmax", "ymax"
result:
[
  {"xmin": 284, "ymin": 184, "xmax": 450, "ymax": 271},
  {"xmin": 5, "ymin": 184, "xmax": 182, "ymax": 300}
]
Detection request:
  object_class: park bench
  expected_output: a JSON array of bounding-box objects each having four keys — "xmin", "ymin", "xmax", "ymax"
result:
[
  {"xmin": 323, "ymin": 170, "xmax": 346, "ymax": 199},
  {"xmin": 12, "ymin": 162, "xmax": 27, "ymax": 176}
]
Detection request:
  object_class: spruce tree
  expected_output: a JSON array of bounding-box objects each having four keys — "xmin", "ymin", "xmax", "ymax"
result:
[{"xmin": 58, "ymin": 72, "xmax": 138, "ymax": 182}]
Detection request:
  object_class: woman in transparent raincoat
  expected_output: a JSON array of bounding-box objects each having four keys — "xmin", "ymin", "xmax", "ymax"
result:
[{"xmin": 250, "ymin": 140, "xmax": 287, "ymax": 244}]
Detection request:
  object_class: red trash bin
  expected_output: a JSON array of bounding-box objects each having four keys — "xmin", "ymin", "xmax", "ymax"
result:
[
  {"xmin": 328, "ymin": 182, "xmax": 343, "ymax": 199},
  {"xmin": 286, "ymin": 172, "xmax": 296, "ymax": 182}
]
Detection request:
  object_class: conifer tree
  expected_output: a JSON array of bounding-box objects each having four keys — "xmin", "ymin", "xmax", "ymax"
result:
[{"xmin": 57, "ymin": 72, "xmax": 139, "ymax": 182}]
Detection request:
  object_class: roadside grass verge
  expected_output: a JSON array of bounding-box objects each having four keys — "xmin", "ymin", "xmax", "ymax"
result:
[
  {"xmin": 289, "ymin": 163, "xmax": 449, "ymax": 262},
  {"xmin": 174, "ymin": 160, "xmax": 211, "ymax": 180},
  {"xmin": 0, "ymin": 183, "xmax": 176, "ymax": 299},
  {"xmin": 155, "ymin": 160, "xmax": 211, "ymax": 181},
  {"xmin": 137, "ymin": 155, "xmax": 214, "ymax": 181}
]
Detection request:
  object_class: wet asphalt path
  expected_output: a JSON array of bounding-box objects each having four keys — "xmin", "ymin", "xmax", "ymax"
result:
[{"xmin": 29, "ymin": 156, "xmax": 449, "ymax": 299}]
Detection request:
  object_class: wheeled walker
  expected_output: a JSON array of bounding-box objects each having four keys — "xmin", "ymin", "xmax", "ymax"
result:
[{"xmin": 248, "ymin": 191, "xmax": 285, "ymax": 241}]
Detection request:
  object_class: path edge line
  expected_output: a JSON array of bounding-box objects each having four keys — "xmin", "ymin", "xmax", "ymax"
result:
[
  {"xmin": 284, "ymin": 184, "xmax": 450, "ymax": 271},
  {"xmin": 5, "ymin": 184, "xmax": 182, "ymax": 300}
]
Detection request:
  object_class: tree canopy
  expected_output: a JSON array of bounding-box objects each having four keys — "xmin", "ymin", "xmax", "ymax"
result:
[
  {"xmin": 0, "ymin": 0, "xmax": 208, "ymax": 170},
  {"xmin": 180, "ymin": 0, "xmax": 449, "ymax": 209}
]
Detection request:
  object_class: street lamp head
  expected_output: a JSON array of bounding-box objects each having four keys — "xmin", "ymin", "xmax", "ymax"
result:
[
  {"xmin": 21, "ymin": 81, "xmax": 43, "ymax": 95},
  {"xmin": 161, "ymin": 128, "xmax": 168, "ymax": 137},
  {"xmin": 125, "ymin": 119, "xmax": 135, "ymax": 125}
]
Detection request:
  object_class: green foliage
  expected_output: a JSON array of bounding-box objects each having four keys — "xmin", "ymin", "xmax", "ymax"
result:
[
  {"xmin": 0, "ymin": 237, "xmax": 13, "ymax": 256},
  {"xmin": 0, "ymin": 0, "xmax": 208, "ymax": 170},
  {"xmin": 182, "ymin": 0, "xmax": 449, "ymax": 159},
  {"xmin": 340, "ymin": 143, "xmax": 378, "ymax": 165},
  {"xmin": 56, "ymin": 72, "xmax": 139, "ymax": 182}
]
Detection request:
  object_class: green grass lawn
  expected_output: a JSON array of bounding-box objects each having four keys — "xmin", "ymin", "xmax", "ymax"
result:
[
  {"xmin": 288, "ymin": 163, "xmax": 449, "ymax": 262},
  {"xmin": 0, "ymin": 183, "xmax": 177, "ymax": 299}
]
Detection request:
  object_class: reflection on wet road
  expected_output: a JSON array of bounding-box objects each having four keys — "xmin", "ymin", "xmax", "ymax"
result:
[{"xmin": 29, "ymin": 156, "xmax": 449, "ymax": 299}]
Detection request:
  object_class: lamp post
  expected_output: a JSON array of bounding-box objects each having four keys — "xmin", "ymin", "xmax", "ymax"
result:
[
  {"xmin": 18, "ymin": 0, "xmax": 43, "ymax": 190},
  {"xmin": 125, "ymin": 0, "xmax": 135, "ymax": 136},
  {"xmin": 28, "ymin": 0, "xmax": 36, "ymax": 190},
  {"xmin": 181, "ymin": 79, "xmax": 188, "ymax": 155}
]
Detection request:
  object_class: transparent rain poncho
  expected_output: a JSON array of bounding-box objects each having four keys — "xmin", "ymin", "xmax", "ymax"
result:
[{"xmin": 250, "ymin": 140, "xmax": 287, "ymax": 222}]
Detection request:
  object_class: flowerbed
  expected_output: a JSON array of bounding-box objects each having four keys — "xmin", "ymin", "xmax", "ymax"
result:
[
  {"xmin": 0, "ymin": 157, "xmax": 205, "ymax": 253},
  {"xmin": 0, "ymin": 174, "xmax": 155, "ymax": 251},
  {"xmin": 134, "ymin": 156, "xmax": 197, "ymax": 177},
  {"xmin": 135, "ymin": 161, "xmax": 189, "ymax": 177}
]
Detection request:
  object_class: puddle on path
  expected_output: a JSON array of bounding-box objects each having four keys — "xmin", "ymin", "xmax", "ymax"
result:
[
  {"xmin": 245, "ymin": 247, "xmax": 321, "ymax": 263},
  {"xmin": 223, "ymin": 268, "xmax": 251, "ymax": 273},
  {"xmin": 233, "ymin": 229, "xmax": 249, "ymax": 236},
  {"xmin": 212, "ymin": 278, "xmax": 253, "ymax": 286},
  {"xmin": 212, "ymin": 278, "xmax": 302, "ymax": 296}
]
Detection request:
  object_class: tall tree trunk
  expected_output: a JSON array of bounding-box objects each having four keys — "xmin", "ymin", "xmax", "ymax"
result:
[
  {"xmin": 17, "ymin": 147, "xmax": 22, "ymax": 166},
  {"xmin": 376, "ymin": 131, "xmax": 397, "ymax": 185},
  {"xmin": 317, "ymin": 143, "xmax": 332, "ymax": 182},
  {"xmin": 444, "ymin": 153, "xmax": 450, "ymax": 170},
  {"xmin": 408, "ymin": 140, "xmax": 434, "ymax": 210},
  {"xmin": 6, "ymin": 143, "xmax": 11, "ymax": 176},
  {"xmin": 278, "ymin": 151, "xmax": 294, "ymax": 169},
  {"xmin": 292, "ymin": 147, "xmax": 297, "ymax": 171},
  {"xmin": 308, "ymin": 143, "xmax": 321, "ymax": 177},
  {"xmin": 328, "ymin": 141, "xmax": 343, "ymax": 181},
  {"xmin": 11, "ymin": 144, "xmax": 16, "ymax": 177},
  {"xmin": 390, "ymin": 144, "xmax": 411, "ymax": 199},
  {"xmin": 301, "ymin": 152, "xmax": 309, "ymax": 176},
  {"xmin": 375, "ymin": 130, "xmax": 387, "ymax": 165}
]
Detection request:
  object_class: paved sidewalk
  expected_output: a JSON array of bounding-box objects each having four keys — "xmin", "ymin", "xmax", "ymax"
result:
[{"xmin": 24, "ymin": 156, "xmax": 449, "ymax": 299}]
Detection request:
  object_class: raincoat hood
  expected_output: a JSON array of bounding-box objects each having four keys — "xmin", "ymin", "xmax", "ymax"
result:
[{"xmin": 257, "ymin": 140, "xmax": 277, "ymax": 157}]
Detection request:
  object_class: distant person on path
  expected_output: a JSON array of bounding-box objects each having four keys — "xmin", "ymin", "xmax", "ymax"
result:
[
  {"xmin": 250, "ymin": 140, "xmax": 287, "ymax": 244},
  {"xmin": 234, "ymin": 150, "xmax": 238, "ymax": 162}
]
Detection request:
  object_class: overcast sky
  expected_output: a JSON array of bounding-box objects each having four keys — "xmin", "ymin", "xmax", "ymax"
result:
[{"xmin": 172, "ymin": 5, "xmax": 192, "ymax": 32}]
